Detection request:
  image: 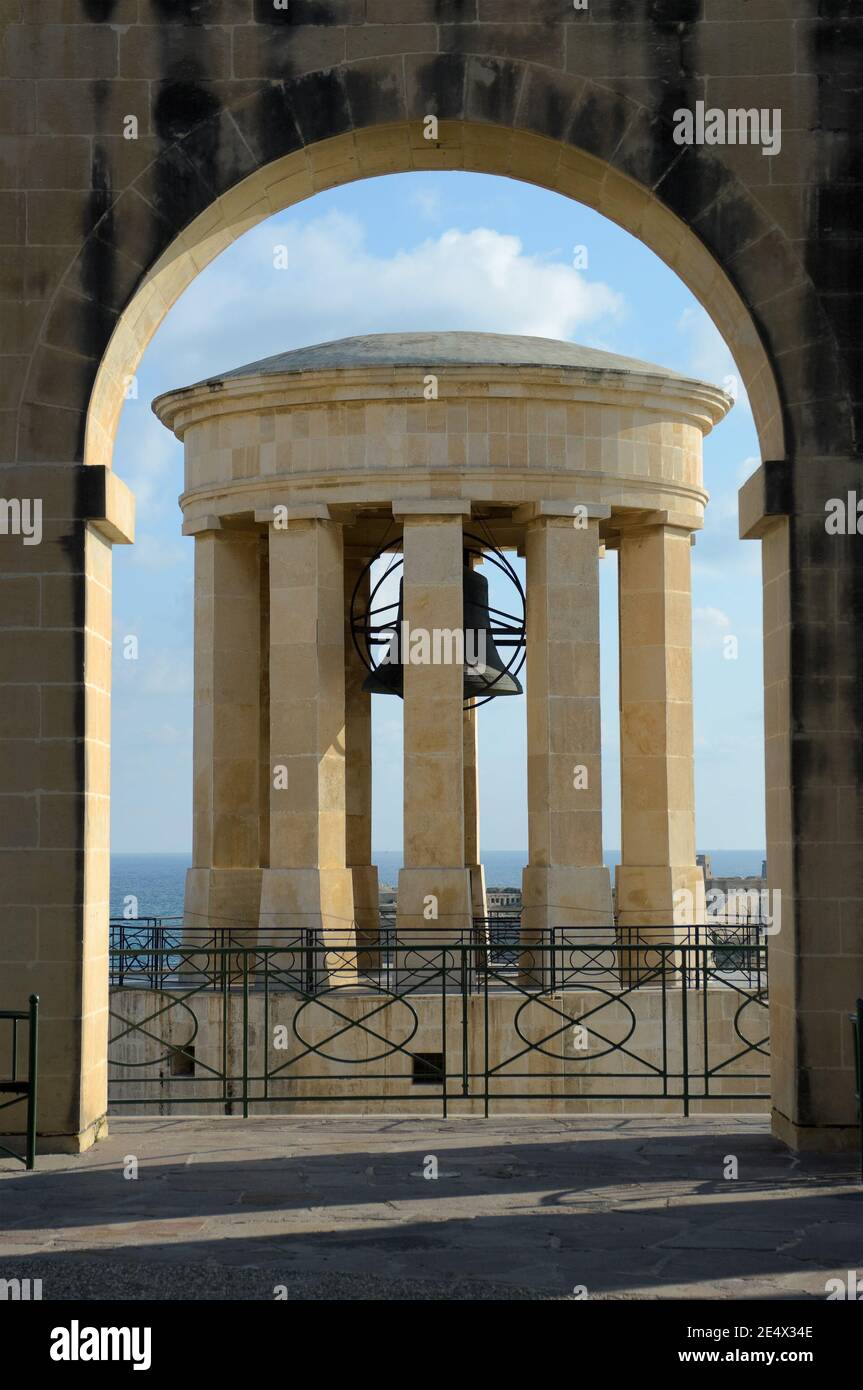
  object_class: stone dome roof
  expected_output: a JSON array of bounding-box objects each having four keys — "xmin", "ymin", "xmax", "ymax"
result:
[{"xmin": 191, "ymin": 331, "xmax": 702, "ymax": 387}]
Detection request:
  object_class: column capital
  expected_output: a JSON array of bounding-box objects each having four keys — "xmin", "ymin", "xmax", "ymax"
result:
[
  {"xmin": 630, "ymin": 508, "xmax": 702, "ymax": 535},
  {"xmin": 254, "ymin": 502, "xmax": 335, "ymax": 526},
  {"xmin": 393, "ymin": 499, "xmax": 471, "ymax": 520},
  {"xmin": 738, "ymin": 460, "xmax": 791, "ymax": 540},
  {"xmin": 182, "ymin": 514, "xmax": 223, "ymax": 536},
  {"xmin": 513, "ymin": 500, "xmax": 611, "ymax": 526},
  {"xmin": 83, "ymin": 464, "xmax": 135, "ymax": 545}
]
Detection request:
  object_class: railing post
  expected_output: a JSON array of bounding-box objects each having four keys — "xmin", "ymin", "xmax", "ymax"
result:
[
  {"xmin": 26, "ymin": 994, "xmax": 38, "ymax": 1170},
  {"xmin": 221, "ymin": 941, "xmax": 229, "ymax": 1114},
  {"xmin": 680, "ymin": 947, "xmax": 690, "ymax": 1118},
  {"xmin": 263, "ymin": 947, "xmax": 270, "ymax": 1104},
  {"xmin": 854, "ymin": 998, "xmax": 863, "ymax": 1183},
  {"xmin": 440, "ymin": 944, "xmax": 448, "ymax": 1121},
  {"xmin": 483, "ymin": 948, "xmax": 489, "ymax": 1117},
  {"xmin": 242, "ymin": 951, "xmax": 249, "ymax": 1119}
]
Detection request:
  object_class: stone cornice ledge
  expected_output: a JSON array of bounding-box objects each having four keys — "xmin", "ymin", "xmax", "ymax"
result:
[{"xmin": 83, "ymin": 465, "xmax": 135, "ymax": 545}]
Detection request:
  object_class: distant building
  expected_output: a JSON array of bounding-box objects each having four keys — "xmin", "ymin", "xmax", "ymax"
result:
[{"xmin": 486, "ymin": 887, "xmax": 522, "ymax": 916}]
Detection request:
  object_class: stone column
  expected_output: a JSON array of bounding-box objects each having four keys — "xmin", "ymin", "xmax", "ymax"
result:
[
  {"xmin": 517, "ymin": 502, "xmax": 614, "ymax": 965},
  {"xmin": 183, "ymin": 521, "xmax": 263, "ymax": 937},
  {"xmin": 463, "ymin": 553, "xmax": 487, "ymax": 922},
  {"xmin": 464, "ymin": 700, "xmax": 487, "ymax": 919},
  {"xmin": 740, "ymin": 459, "xmax": 863, "ymax": 1153},
  {"xmin": 394, "ymin": 501, "xmax": 472, "ymax": 938},
  {"xmin": 256, "ymin": 505, "xmax": 354, "ymax": 974},
  {"xmin": 344, "ymin": 548, "xmax": 379, "ymax": 969},
  {"xmin": 615, "ymin": 519, "xmax": 703, "ymax": 939}
]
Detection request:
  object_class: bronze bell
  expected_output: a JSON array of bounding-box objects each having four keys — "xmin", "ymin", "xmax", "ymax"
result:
[{"xmin": 362, "ymin": 565, "xmax": 523, "ymax": 700}]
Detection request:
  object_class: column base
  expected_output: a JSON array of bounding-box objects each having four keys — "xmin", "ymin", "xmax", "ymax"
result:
[
  {"xmin": 0, "ymin": 1112, "xmax": 108, "ymax": 1155},
  {"xmin": 772, "ymin": 1106, "xmax": 861, "ymax": 1154},
  {"xmin": 258, "ymin": 867, "xmax": 356, "ymax": 987},
  {"xmin": 614, "ymin": 864, "xmax": 705, "ymax": 987},
  {"xmin": 520, "ymin": 865, "xmax": 615, "ymax": 988},
  {"xmin": 395, "ymin": 868, "xmax": 472, "ymax": 984},
  {"xmin": 521, "ymin": 864, "xmax": 615, "ymax": 932},
  {"xmin": 614, "ymin": 863, "xmax": 705, "ymax": 935},
  {"xmin": 183, "ymin": 867, "xmax": 262, "ymax": 937},
  {"xmin": 468, "ymin": 863, "xmax": 488, "ymax": 920},
  {"xmin": 396, "ymin": 867, "xmax": 472, "ymax": 935},
  {"xmin": 350, "ymin": 863, "xmax": 380, "ymax": 971}
]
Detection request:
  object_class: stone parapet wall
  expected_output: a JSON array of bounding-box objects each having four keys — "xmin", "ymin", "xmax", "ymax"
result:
[{"xmin": 108, "ymin": 983, "xmax": 770, "ymax": 1118}]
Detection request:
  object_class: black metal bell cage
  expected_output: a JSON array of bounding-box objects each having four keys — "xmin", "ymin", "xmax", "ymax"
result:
[{"xmin": 349, "ymin": 529, "xmax": 527, "ymax": 709}]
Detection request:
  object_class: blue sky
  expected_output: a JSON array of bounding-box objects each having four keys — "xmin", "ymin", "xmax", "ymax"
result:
[{"xmin": 110, "ymin": 170, "xmax": 764, "ymax": 854}]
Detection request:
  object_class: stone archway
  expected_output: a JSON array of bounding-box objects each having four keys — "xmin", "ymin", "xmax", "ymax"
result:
[
  {"xmin": 3, "ymin": 29, "xmax": 859, "ymax": 1152},
  {"xmin": 79, "ymin": 115, "xmax": 786, "ymax": 469}
]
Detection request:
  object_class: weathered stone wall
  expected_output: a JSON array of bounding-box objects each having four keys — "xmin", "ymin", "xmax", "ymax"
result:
[{"xmin": 0, "ymin": 1, "xmax": 859, "ymax": 1149}]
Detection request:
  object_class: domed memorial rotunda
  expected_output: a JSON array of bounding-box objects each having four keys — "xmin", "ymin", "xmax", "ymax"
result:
[{"xmin": 153, "ymin": 332, "xmax": 731, "ymax": 960}]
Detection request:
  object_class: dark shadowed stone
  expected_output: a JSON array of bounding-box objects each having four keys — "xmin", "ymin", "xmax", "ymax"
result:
[
  {"xmin": 568, "ymin": 83, "xmax": 639, "ymax": 167},
  {"xmin": 253, "ymin": 0, "xmax": 361, "ymax": 21},
  {"xmin": 807, "ymin": 238, "xmax": 863, "ymax": 299},
  {"xmin": 805, "ymin": 13, "xmax": 862, "ymax": 457},
  {"xmin": 654, "ymin": 0, "xmax": 701, "ymax": 20},
  {"xmin": 437, "ymin": 0, "xmax": 475, "ymax": 15},
  {"xmin": 344, "ymin": 58, "xmax": 406, "ymax": 129},
  {"xmin": 179, "ymin": 109, "xmax": 261, "ymax": 197},
  {"xmin": 789, "ymin": 398, "xmax": 855, "ymax": 459},
  {"xmin": 610, "ymin": 105, "xmax": 679, "ymax": 190},
  {"xmin": 729, "ymin": 229, "xmax": 809, "ymax": 311},
  {"xmin": 153, "ymin": 77, "xmax": 221, "ymax": 144},
  {"xmin": 17, "ymin": 403, "xmax": 88, "ymax": 465},
  {"xmin": 778, "ymin": 343, "xmax": 847, "ymax": 416},
  {"xmin": 512, "ymin": 66, "xmax": 580, "ymax": 145},
  {"xmin": 65, "ymin": 243, "xmax": 146, "ymax": 318},
  {"xmin": 43, "ymin": 291, "xmax": 118, "ymax": 366},
  {"xmin": 817, "ymin": 179, "xmax": 863, "ymax": 239},
  {"xmin": 79, "ymin": 142, "xmax": 114, "ymax": 349},
  {"xmin": 691, "ymin": 187, "xmax": 773, "ymax": 262},
  {"xmin": 83, "ymin": 0, "xmax": 120, "ymax": 18},
  {"xmin": 441, "ymin": 22, "xmax": 564, "ymax": 67},
  {"xmin": 151, "ymin": 0, "xmax": 226, "ymax": 22},
  {"xmin": 31, "ymin": 348, "xmax": 100, "ymax": 415},
  {"xmin": 655, "ymin": 145, "xmax": 734, "ymax": 226},
  {"xmin": 755, "ymin": 285, "xmax": 827, "ymax": 364},
  {"xmin": 404, "ymin": 53, "xmax": 467, "ymax": 120},
  {"xmin": 230, "ymin": 85, "xmax": 304, "ymax": 169},
  {"xmin": 253, "ymin": 0, "xmax": 292, "ymax": 21},
  {"xmin": 290, "ymin": 68, "xmax": 352, "ymax": 145},
  {"xmin": 465, "ymin": 56, "xmax": 524, "ymax": 129},
  {"xmin": 92, "ymin": 188, "xmax": 175, "ymax": 275},
  {"xmin": 147, "ymin": 143, "xmax": 221, "ymax": 238}
]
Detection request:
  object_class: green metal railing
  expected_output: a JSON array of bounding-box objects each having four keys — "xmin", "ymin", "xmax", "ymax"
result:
[
  {"xmin": 850, "ymin": 998, "xmax": 863, "ymax": 1181},
  {"xmin": 108, "ymin": 938, "xmax": 769, "ymax": 1118},
  {"xmin": 0, "ymin": 994, "xmax": 39, "ymax": 1169}
]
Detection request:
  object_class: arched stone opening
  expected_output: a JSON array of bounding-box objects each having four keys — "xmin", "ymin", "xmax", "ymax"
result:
[{"xmin": 6, "ymin": 49, "xmax": 853, "ymax": 1151}]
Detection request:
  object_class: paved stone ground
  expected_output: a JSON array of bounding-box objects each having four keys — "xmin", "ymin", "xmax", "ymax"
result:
[{"xmin": 1, "ymin": 1116, "xmax": 861, "ymax": 1301}]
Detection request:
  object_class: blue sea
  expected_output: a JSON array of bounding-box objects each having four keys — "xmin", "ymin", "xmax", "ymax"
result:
[{"xmin": 110, "ymin": 849, "xmax": 767, "ymax": 919}]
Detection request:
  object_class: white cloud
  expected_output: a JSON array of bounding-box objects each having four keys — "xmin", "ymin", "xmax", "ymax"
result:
[
  {"xmin": 150, "ymin": 211, "xmax": 625, "ymax": 383},
  {"xmin": 693, "ymin": 606, "xmax": 732, "ymax": 649},
  {"xmin": 735, "ymin": 454, "xmax": 759, "ymax": 486},
  {"xmin": 409, "ymin": 186, "xmax": 443, "ymax": 221},
  {"xmin": 116, "ymin": 412, "xmax": 183, "ymax": 524},
  {"xmin": 677, "ymin": 304, "xmax": 750, "ymax": 410}
]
